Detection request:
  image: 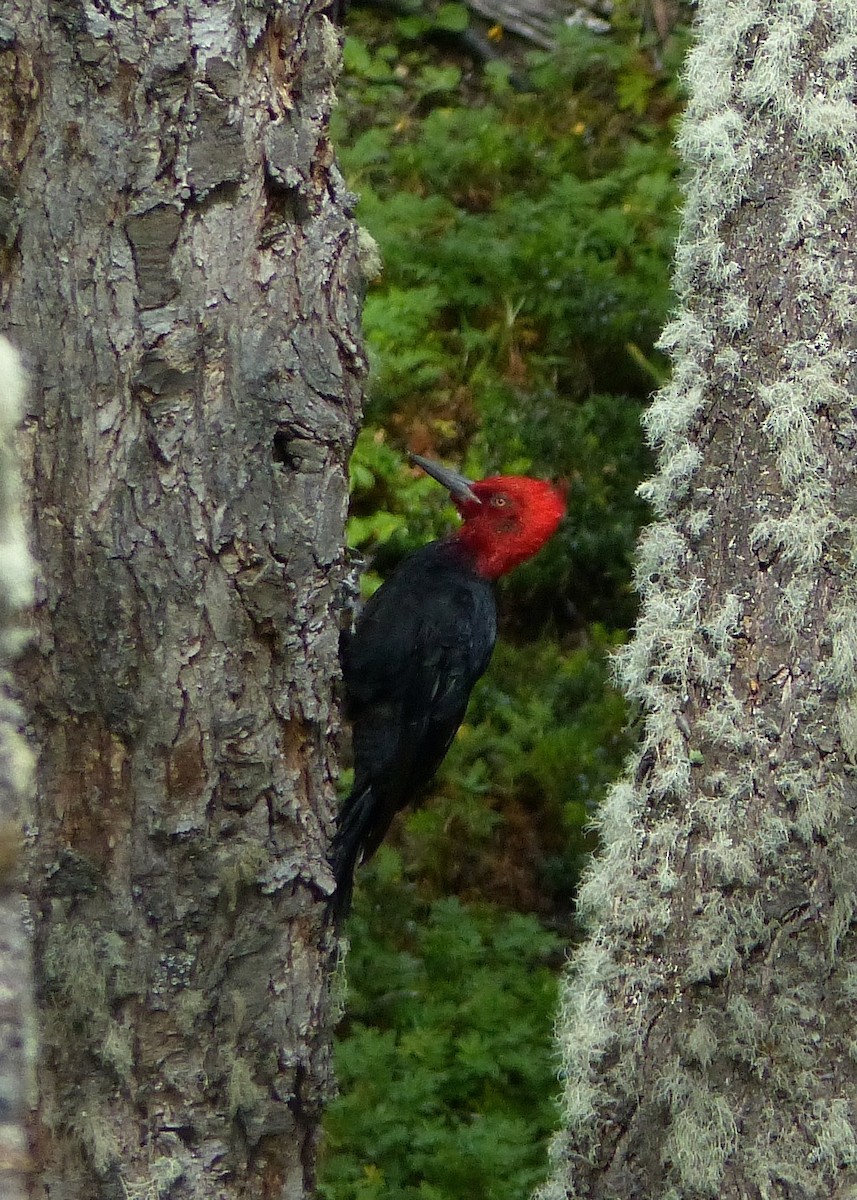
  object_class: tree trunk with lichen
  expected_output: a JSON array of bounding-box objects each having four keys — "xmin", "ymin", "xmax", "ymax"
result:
[
  {"xmin": 0, "ymin": 340, "xmax": 37, "ymax": 1200},
  {"xmin": 541, "ymin": 3, "xmax": 857, "ymax": 1198},
  {"xmin": 0, "ymin": 1, "xmax": 366, "ymax": 1196}
]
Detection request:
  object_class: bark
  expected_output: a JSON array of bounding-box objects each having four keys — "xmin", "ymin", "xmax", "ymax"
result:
[
  {"xmin": 464, "ymin": 0, "xmax": 608, "ymax": 49},
  {"xmin": 542, "ymin": 2, "xmax": 857, "ymax": 1198},
  {"xmin": 0, "ymin": 340, "xmax": 37, "ymax": 1200},
  {"xmin": 0, "ymin": 1, "xmax": 367, "ymax": 1197}
]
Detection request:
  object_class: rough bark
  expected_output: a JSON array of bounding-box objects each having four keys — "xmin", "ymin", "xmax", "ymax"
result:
[
  {"xmin": 0, "ymin": 340, "xmax": 37, "ymax": 1200},
  {"xmin": 542, "ymin": 2, "xmax": 857, "ymax": 1198},
  {"xmin": 0, "ymin": 1, "xmax": 367, "ymax": 1196}
]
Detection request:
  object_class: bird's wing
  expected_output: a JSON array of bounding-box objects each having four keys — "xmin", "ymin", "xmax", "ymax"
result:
[
  {"xmin": 344, "ymin": 544, "xmax": 494, "ymax": 706},
  {"xmin": 344, "ymin": 545, "xmax": 496, "ymax": 813}
]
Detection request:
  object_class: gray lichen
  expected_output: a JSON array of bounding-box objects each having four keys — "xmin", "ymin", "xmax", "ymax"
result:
[
  {"xmin": 42, "ymin": 919, "xmax": 137, "ymax": 1084},
  {"xmin": 540, "ymin": 2, "xmax": 857, "ymax": 1196},
  {"xmin": 0, "ymin": 338, "xmax": 36, "ymax": 1200}
]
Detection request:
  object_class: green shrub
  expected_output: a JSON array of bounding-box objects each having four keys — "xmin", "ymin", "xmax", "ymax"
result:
[
  {"xmin": 321, "ymin": 889, "xmax": 562, "ymax": 1200},
  {"xmin": 324, "ymin": 6, "xmax": 686, "ymax": 1197}
]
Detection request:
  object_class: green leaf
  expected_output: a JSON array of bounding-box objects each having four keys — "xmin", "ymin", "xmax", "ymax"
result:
[
  {"xmin": 417, "ymin": 64, "xmax": 462, "ymax": 94},
  {"xmin": 617, "ymin": 64, "xmax": 655, "ymax": 114},
  {"xmin": 343, "ymin": 36, "xmax": 394, "ymax": 81},
  {"xmin": 396, "ymin": 13, "xmax": 431, "ymax": 39},
  {"xmin": 342, "ymin": 36, "xmax": 372, "ymax": 75},
  {"xmin": 435, "ymin": 3, "xmax": 469, "ymax": 33},
  {"xmin": 346, "ymin": 510, "xmax": 407, "ymax": 549}
]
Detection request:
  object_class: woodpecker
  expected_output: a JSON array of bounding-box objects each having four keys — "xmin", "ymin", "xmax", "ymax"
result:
[{"xmin": 329, "ymin": 454, "xmax": 566, "ymax": 922}]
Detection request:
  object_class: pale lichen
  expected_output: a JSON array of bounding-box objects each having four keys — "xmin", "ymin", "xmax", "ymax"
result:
[
  {"xmin": 541, "ymin": 1, "xmax": 857, "ymax": 1195},
  {"xmin": 659, "ymin": 1059, "xmax": 739, "ymax": 1191}
]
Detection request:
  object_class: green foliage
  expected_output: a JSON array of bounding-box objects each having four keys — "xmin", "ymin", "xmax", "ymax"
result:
[
  {"xmin": 347, "ymin": 427, "xmax": 461, "ymax": 592},
  {"xmin": 321, "ymin": 888, "xmax": 562, "ymax": 1200},
  {"xmin": 336, "ymin": 10, "xmax": 683, "ymax": 626},
  {"xmin": 326, "ymin": 6, "xmax": 686, "ymax": 1199},
  {"xmin": 333, "ymin": 17, "xmax": 682, "ymax": 414},
  {"xmin": 403, "ymin": 630, "xmax": 632, "ymax": 907}
]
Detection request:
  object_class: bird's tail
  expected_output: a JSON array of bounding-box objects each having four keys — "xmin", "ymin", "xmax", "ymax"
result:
[{"xmin": 327, "ymin": 784, "xmax": 375, "ymax": 929}]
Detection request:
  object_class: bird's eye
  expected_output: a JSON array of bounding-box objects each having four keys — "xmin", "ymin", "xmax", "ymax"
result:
[{"xmin": 490, "ymin": 495, "xmax": 509, "ymax": 508}]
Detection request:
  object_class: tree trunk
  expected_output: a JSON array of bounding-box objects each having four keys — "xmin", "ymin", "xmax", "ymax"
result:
[
  {"xmin": 542, "ymin": 2, "xmax": 857, "ymax": 1197},
  {"xmin": 0, "ymin": 339, "xmax": 37, "ymax": 1200},
  {"xmin": 0, "ymin": 1, "xmax": 366, "ymax": 1196}
]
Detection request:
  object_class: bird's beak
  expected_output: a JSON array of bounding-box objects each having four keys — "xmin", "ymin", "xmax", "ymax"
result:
[{"xmin": 409, "ymin": 454, "xmax": 481, "ymax": 505}]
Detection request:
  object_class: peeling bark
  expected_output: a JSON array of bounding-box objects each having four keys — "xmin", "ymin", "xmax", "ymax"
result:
[{"xmin": 0, "ymin": 1, "xmax": 366, "ymax": 1196}]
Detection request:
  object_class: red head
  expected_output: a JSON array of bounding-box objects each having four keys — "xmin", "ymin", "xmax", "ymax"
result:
[{"xmin": 410, "ymin": 455, "xmax": 566, "ymax": 580}]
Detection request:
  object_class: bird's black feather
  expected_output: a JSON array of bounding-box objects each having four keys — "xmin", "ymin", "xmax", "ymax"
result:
[{"xmin": 329, "ymin": 540, "xmax": 496, "ymax": 921}]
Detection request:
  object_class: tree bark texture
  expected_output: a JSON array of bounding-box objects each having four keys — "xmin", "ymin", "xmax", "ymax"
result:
[
  {"xmin": 541, "ymin": 2, "xmax": 857, "ymax": 1198},
  {"xmin": 0, "ymin": 340, "xmax": 37, "ymax": 1200},
  {"xmin": 0, "ymin": 1, "xmax": 367, "ymax": 1196},
  {"xmin": 464, "ymin": 0, "xmax": 608, "ymax": 49}
]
